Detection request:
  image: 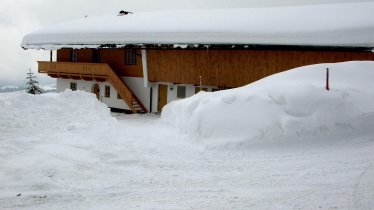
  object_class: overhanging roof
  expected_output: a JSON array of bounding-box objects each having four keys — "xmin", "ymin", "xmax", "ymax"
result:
[{"xmin": 21, "ymin": 2, "xmax": 374, "ymax": 50}]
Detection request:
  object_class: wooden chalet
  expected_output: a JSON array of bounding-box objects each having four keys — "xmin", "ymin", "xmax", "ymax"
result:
[{"xmin": 21, "ymin": 3, "xmax": 374, "ymax": 113}]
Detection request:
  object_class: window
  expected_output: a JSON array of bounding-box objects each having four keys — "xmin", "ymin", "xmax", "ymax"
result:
[
  {"xmin": 177, "ymin": 86, "xmax": 186, "ymax": 99},
  {"xmin": 117, "ymin": 93, "xmax": 122, "ymax": 99},
  {"xmin": 92, "ymin": 49, "xmax": 100, "ymax": 63},
  {"xmin": 70, "ymin": 82, "xmax": 77, "ymax": 91},
  {"xmin": 105, "ymin": 85, "xmax": 110, "ymax": 98},
  {"xmin": 125, "ymin": 50, "xmax": 137, "ymax": 65},
  {"xmin": 70, "ymin": 50, "xmax": 78, "ymax": 62},
  {"xmin": 195, "ymin": 87, "xmax": 208, "ymax": 93}
]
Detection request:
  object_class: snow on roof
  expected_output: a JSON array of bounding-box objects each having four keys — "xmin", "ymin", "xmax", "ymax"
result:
[{"xmin": 21, "ymin": 2, "xmax": 374, "ymax": 50}]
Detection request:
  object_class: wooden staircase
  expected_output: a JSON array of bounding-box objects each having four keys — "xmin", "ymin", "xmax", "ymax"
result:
[
  {"xmin": 38, "ymin": 61, "xmax": 147, "ymax": 113},
  {"xmin": 106, "ymin": 67, "xmax": 147, "ymax": 113}
]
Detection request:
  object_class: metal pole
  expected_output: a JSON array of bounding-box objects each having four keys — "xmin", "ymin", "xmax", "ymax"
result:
[
  {"xmin": 149, "ymin": 87, "xmax": 153, "ymax": 113},
  {"xmin": 199, "ymin": 75, "xmax": 202, "ymax": 92},
  {"xmin": 326, "ymin": 68, "xmax": 329, "ymax": 91}
]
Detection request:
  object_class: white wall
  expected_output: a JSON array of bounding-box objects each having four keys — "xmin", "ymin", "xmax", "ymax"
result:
[
  {"xmin": 56, "ymin": 78, "xmax": 217, "ymax": 113},
  {"xmin": 150, "ymin": 82, "xmax": 217, "ymax": 113},
  {"xmin": 151, "ymin": 84, "xmax": 158, "ymax": 113},
  {"xmin": 167, "ymin": 83, "xmax": 214, "ymax": 102},
  {"xmin": 122, "ymin": 77, "xmax": 151, "ymax": 111},
  {"xmin": 57, "ymin": 77, "xmax": 152, "ymax": 111}
]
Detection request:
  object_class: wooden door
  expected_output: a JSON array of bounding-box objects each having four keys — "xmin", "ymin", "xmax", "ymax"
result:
[
  {"xmin": 92, "ymin": 83, "xmax": 100, "ymax": 99},
  {"xmin": 158, "ymin": 84, "xmax": 168, "ymax": 112}
]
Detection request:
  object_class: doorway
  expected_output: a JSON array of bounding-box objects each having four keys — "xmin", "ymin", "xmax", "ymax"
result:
[
  {"xmin": 158, "ymin": 84, "xmax": 168, "ymax": 112},
  {"xmin": 92, "ymin": 83, "xmax": 100, "ymax": 99}
]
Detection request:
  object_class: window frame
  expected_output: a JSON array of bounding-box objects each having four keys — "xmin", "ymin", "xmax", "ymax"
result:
[
  {"xmin": 70, "ymin": 82, "xmax": 77, "ymax": 91},
  {"xmin": 125, "ymin": 50, "xmax": 137, "ymax": 65},
  {"xmin": 105, "ymin": 85, "xmax": 110, "ymax": 98},
  {"xmin": 177, "ymin": 86, "xmax": 186, "ymax": 99},
  {"xmin": 70, "ymin": 50, "xmax": 78, "ymax": 62},
  {"xmin": 92, "ymin": 49, "xmax": 100, "ymax": 63}
]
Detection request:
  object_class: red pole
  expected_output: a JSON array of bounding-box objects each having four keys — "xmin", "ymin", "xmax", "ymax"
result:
[{"xmin": 326, "ymin": 68, "xmax": 329, "ymax": 91}]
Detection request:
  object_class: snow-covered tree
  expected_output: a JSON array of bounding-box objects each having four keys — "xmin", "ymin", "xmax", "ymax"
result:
[{"xmin": 26, "ymin": 69, "xmax": 45, "ymax": 94}]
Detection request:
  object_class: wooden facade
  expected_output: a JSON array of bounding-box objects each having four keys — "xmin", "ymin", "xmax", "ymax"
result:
[
  {"xmin": 56, "ymin": 48, "xmax": 374, "ymax": 88},
  {"xmin": 147, "ymin": 49, "xmax": 374, "ymax": 88},
  {"xmin": 57, "ymin": 48, "xmax": 143, "ymax": 78}
]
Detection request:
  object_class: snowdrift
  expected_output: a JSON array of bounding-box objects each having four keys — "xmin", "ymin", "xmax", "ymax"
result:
[
  {"xmin": 0, "ymin": 90, "xmax": 116, "ymax": 135},
  {"xmin": 162, "ymin": 61, "xmax": 374, "ymax": 148}
]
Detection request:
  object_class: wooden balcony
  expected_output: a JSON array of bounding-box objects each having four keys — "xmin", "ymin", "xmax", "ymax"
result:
[
  {"xmin": 38, "ymin": 61, "xmax": 147, "ymax": 113},
  {"xmin": 38, "ymin": 61, "xmax": 109, "ymax": 81}
]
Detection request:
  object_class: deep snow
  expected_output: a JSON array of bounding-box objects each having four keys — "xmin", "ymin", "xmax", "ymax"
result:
[
  {"xmin": 21, "ymin": 2, "xmax": 374, "ymax": 50},
  {"xmin": 1, "ymin": 62, "xmax": 374, "ymax": 209},
  {"xmin": 162, "ymin": 61, "xmax": 374, "ymax": 149}
]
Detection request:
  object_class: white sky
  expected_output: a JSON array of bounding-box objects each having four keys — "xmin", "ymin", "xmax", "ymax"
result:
[{"xmin": 0, "ymin": 0, "xmax": 372, "ymax": 83}]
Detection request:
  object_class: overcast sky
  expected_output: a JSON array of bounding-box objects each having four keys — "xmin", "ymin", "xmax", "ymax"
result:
[{"xmin": 0, "ymin": 0, "xmax": 372, "ymax": 83}]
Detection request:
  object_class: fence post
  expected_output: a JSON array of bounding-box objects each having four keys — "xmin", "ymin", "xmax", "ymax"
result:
[{"xmin": 326, "ymin": 68, "xmax": 329, "ymax": 91}]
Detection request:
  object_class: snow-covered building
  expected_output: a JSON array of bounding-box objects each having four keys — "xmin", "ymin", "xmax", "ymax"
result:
[{"xmin": 21, "ymin": 2, "xmax": 374, "ymax": 113}]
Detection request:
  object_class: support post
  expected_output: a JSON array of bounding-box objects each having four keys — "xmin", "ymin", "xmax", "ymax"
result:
[
  {"xmin": 141, "ymin": 49, "xmax": 149, "ymax": 88},
  {"xmin": 50, "ymin": 50, "xmax": 53, "ymax": 62}
]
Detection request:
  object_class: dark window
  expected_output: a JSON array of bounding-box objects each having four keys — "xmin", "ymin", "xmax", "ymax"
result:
[
  {"xmin": 105, "ymin": 85, "xmax": 110, "ymax": 98},
  {"xmin": 125, "ymin": 50, "xmax": 137, "ymax": 65},
  {"xmin": 70, "ymin": 50, "xmax": 78, "ymax": 62},
  {"xmin": 177, "ymin": 86, "xmax": 186, "ymax": 99},
  {"xmin": 117, "ymin": 93, "xmax": 122, "ymax": 99},
  {"xmin": 92, "ymin": 49, "xmax": 100, "ymax": 63},
  {"xmin": 195, "ymin": 87, "xmax": 208, "ymax": 93},
  {"xmin": 70, "ymin": 82, "xmax": 77, "ymax": 91}
]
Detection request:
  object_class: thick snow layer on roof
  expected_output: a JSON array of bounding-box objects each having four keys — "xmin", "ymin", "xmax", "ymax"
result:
[{"xmin": 21, "ymin": 2, "xmax": 374, "ymax": 50}]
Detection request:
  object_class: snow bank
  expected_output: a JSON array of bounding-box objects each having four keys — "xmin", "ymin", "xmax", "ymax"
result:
[
  {"xmin": 0, "ymin": 90, "xmax": 115, "ymax": 135},
  {"xmin": 21, "ymin": 2, "xmax": 374, "ymax": 50},
  {"xmin": 162, "ymin": 61, "xmax": 374, "ymax": 148}
]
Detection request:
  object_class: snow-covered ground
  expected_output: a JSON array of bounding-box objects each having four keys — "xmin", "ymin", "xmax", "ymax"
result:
[{"xmin": 1, "ymin": 62, "xmax": 374, "ymax": 209}]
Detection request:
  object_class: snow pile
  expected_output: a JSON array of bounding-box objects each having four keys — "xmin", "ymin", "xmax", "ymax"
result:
[
  {"xmin": 21, "ymin": 2, "xmax": 374, "ymax": 49},
  {"xmin": 0, "ymin": 90, "xmax": 115, "ymax": 136},
  {"xmin": 1, "ymin": 79, "xmax": 374, "ymax": 209},
  {"xmin": 162, "ymin": 61, "xmax": 374, "ymax": 148}
]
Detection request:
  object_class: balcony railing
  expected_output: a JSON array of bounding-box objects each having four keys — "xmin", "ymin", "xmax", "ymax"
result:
[{"xmin": 38, "ymin": 61, "xmax": 108, "ymax": 80}]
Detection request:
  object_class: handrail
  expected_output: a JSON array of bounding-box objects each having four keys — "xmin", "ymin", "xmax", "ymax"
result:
[{"xmin": 38, "ymin": 61, "xmax": 147, "ymax": 113}]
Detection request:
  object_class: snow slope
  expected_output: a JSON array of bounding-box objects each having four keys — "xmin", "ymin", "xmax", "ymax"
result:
[
  {"xmin": 162, "ymin": 61, "xmax": 374, "ymax": 149},
  {"xmin": 1, "ymin": 63, "xmax": 374, "ymax": 209},
  {"xmin": 21, "ymin": 2, "xmax": 374, "ymax": 50}
]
